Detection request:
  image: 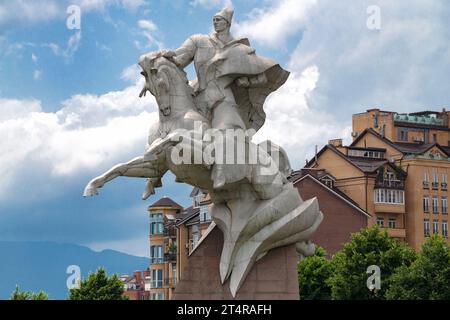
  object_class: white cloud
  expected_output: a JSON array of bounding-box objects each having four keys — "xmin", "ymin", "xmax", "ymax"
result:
[
  {"xmin": 42, "ymin": 31, "xmax": 82, "ymax": 61},
  {"xmin": 0, "ymin": 0, "xmax": 146, "ymax": 27},
  {"xmin": 286, "ymin": 0, "xmax": 450, "ymax": 117},
  {"xmin": 137, "ymin": 19, "xmax": 164, "ymax": 50},
  {"xmin": 121, "ymin": 64, "xmax": 142, "ymax": 83},
  {"xmin": 233, "ymin": 0, "xmax": 316, "ymax": 48},
  {"xmin": 0, "ymin": 77, "xmax": 158, "ymax": 200},
  {"xmin": 190, "ymin": 0, "xmax": 233, "ymax": 9},
  {"xmin": 254, "ymin": 66, "xmax": 350, "ymax": 167},
  {"xmin": 31, "ymin": 53, "xmax": 38, "ymax": 63}
]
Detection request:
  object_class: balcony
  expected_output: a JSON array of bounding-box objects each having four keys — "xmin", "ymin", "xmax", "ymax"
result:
[
  {"xmin": 432, "ymin": 182, "xmax": 439, "ymax": 190},
  {"xmin": 150, "ymin": 280, "xmax": 164, "ymax": 289},
  {"xmin": 375, "ymin": 180, "xmax": 405, "ymax": 190},
  {"xmin": 163, "ymin": 228, "xmax": 177, "ymax": 238},
  {"xmin": 381, "ymin": 227, "xmax": 406, "ymax": 238},
  {"xmin": 164, "ymin": 252, "xmax": 177, "ymax": 262},
  {"xmin": 423, "ymin": 181, "xmax": 429, "ymax": 189},
  {"xmin": 441, "ymin": 183, "xmax": 448, "ymax": 191},
  {"xmin": 374, "ymin": 203, "xmax": 405, "ymax": 214},
  {"xmin": 163, "ymin": 278, "xmax": 177, "ymax": 288}
]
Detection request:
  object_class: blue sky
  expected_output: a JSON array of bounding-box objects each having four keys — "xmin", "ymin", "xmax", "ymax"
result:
[{"xmin": 1, "ymin": 0, "xmax": 449, "ymax": 257}]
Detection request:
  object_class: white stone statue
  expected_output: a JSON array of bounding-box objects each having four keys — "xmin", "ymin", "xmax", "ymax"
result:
[{"xmin": 84, "ymin": 7, "xmax": 323, "ymax": 297}]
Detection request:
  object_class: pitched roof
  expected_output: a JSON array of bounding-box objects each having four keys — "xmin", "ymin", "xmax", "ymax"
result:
[
  {"xmin": 306, "ymin": 143, "xmax": 387, "ymax": 173},
  {"xmin": 148, "ymin": 197, "xmax": 183, "ymax": 210},
  {"xmin": 290, "ymin": 173, "xmax": 371, "ymax": 218},
  {"xmin": 350, "ymin": 128, "xmax": 403, "ymax": 152},
  {"xmin": 176, "ymin": 206, "xmax": 200, "ymax": 226},
  {"xmin": 350, "ymin": 127, "xmax": 450, "ymax": 157}
]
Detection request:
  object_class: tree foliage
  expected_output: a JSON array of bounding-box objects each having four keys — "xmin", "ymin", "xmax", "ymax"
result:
[
  {"xmin": 298, "ymin": 246, "xmax": 333, "ymax": 300},
  {"xmin": 10, "ymin": 285, "xmax": 49, "ymax": 300},
  {"xmin": 386, "ymin": 235, "xmax": 450, "ymax": 300},
  {"xmin": 328, "ymin": 225, "xmax": 416, "ymax": 299},
  {"xmin": 68, "ymin": 267, "xmax": 127, "ymax": 300}
]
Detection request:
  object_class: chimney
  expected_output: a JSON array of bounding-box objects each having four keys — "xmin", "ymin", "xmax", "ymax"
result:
[
  {"xmin": 143, "ymin": 269, "xmax": 150, "ymax": 278},
  {"xmin": 328, "ymin": 138, "xmax": 343, "ymax": 148},
  {"xmin": 134, "ymin": 271, "xmax": 142, "ymax": 283}
]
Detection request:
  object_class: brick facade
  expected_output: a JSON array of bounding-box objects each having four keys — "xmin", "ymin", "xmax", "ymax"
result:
[{"xmin": 294, "ymin": 175, "xmax": 369, "ymax": 256}]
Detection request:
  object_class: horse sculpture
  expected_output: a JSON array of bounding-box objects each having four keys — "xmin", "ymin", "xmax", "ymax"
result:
[{"xmin": 84, "ymin": 51, "xmax": 323, "ymax": 296}]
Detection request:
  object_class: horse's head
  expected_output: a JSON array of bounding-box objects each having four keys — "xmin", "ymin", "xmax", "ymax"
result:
[{"xmin": 139, "ymin": 51, "xmax": 192, "ymax": 118}]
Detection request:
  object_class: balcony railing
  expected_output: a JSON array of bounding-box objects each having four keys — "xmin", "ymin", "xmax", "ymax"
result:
[
  {"xmin": 441, "ymin": 183, "xmax": 448, "ymax": 190},
  {"xmin": 150, "ymin": 257, "xmax": 164, "ymax": 264},
  {"xmin": 375, "ymin": 180, "xmax": 404, "ymax": 189},
  {"xmin": 423, "ymin": 181, "xmax": 429, "ymax": 188},
  {"xmin": 163, "ymin": 278, "xmax": 177, "ymax": 287},
  {"xmin": 164, "ymin": 252, "xmax": 176, "ymax": 262},
  {"xmin": 150, "ymin": 280, "xmax": 164, "ymax": 289},
  {"xmin": 163, "ymin": 228, "xmax": 177, "ymax": 237},
  {"xmin": 432, "ymin": 182, "xmax": 439, "ymax": 190}
]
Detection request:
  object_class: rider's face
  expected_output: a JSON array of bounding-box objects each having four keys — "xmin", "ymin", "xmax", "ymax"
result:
[{"xmin": 213, "ymin": 16, "xmax": 228, "ymax": 32}]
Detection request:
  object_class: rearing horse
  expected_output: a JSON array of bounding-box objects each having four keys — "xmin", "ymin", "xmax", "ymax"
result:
[
  {"xmin": 83, "ymin": 52, "xmax": 322, "ymax": 297},
  {"xmin": 83, "ymin": 52, "xmax": 211, "ymax": 199}
]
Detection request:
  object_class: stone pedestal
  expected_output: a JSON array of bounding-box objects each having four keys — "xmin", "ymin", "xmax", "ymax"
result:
[{"xmin": 172, "ymin": 228, "xmax": 300, "ymax": 300}]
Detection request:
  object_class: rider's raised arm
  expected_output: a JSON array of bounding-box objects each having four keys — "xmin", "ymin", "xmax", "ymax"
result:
[{"xmin": 173, "ymin": 36, "xmax": 196, "ymax": 69}]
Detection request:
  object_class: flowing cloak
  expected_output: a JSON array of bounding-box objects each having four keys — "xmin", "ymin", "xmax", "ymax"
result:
[{"xmin": 204, "ymin": 38, "xmax": 290, "ymax": 132}]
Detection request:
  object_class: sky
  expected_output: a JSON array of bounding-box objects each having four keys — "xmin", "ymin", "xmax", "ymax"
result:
[{"xmin": 0, "ymin": 0, "xmax": 449, "ymax": 257}]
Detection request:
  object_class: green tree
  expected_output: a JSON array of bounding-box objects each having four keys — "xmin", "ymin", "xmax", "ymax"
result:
[
  {"xmin": 328, "ymin": 225, "xmax": 416, "ymax": 300},
  {"xmin": 69, "ymin": 267, "xmax": 127, "ymax": 300},
  {"xmin": 10, "ymin": 285, "xmax": 49, "ymax": 300},
  {"xmin": 386, "ymin": 235, "xmax": 450, "ymax": 300},
  {"xmin": 298, "ymin": 246, "xmax": 333, "ymax": 300}
]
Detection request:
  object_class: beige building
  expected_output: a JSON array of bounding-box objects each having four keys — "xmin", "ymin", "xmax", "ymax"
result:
[
  {"xmin": 147, "ymin": 197, "xmax": 183, "ymax": 300},
  {"xmin": 307, "ymin": 109, "xmax": 449, "ymax": 250},
  {"xmin": 175, "ymin": 188, "xmax": 212, "ymax": 283}
]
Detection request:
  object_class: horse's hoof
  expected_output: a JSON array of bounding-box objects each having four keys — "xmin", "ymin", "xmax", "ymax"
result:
[{"xmin": 83, "ymin": 186, "xmax": 99, "ymax": 197}]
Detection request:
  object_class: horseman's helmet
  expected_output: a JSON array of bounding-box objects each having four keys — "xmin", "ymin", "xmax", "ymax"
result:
[{"xmin": 214, "ymin": 7, "xmax": 234, "ymax": 25}]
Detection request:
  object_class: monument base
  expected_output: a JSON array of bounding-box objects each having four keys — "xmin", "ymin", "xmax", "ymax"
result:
[{"xmin": 172, "ymin": 227, "xmax": 300, "ymax": 300}]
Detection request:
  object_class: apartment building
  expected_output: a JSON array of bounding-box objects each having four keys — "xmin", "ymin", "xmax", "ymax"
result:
[{"xmin": 307, "ymin": 109, "xmax": 450, "ymax": 250}]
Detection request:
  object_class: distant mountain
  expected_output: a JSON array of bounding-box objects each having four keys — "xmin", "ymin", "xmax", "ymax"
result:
[{"xmin": 0, "ymin": 241, "xmax": 149, "ymax": 300}]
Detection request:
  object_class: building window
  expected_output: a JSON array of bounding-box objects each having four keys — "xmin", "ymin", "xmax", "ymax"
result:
[
  {"xmin": 442, "ymin": 221, "xmax": 448, "ymax": 237},
  {"xmin": 423, "ymin": 196, "xmax": 430, "ymax": 213},
  {"xmin": 377, "ymin": 217, "xmax": 384, "ymax": 227},
  {"xmin": 150, "ymin": 213, "xmax": 164, "ymax": 235},
  {"xmin": 374, "ymin": 189, "xmax": 404, "ymax": 204},
  {"xmin": 423, "ymin": 171, "xmax": 429, "ymax": 188},
  {"xmin": 151, "ymin": 269, "xmax": 163, "ymax": 288},
  {"xmin": 442, "ymin": 174, "xmax": 447, "ymax": 190},
  {"xmin": 150, "ymin": 246, "xmax": 163, "ymax": 264},
  {"xmin": 432, "ymin": 196, "xmax": 439, "ymax": 214},
  {"xmin": 199, "ymin": 205, "xmax": 211, "ymax": 223},
  {"xmin": 151, "ymin": 293, "xmax": 164, "ymax": 300},
  {"xmin": 433, "ymin": 220, "xmax": 439, "ymax": 234},
  {"xmin": 347, "ymin": 149, "xmax": 385, "ymax": 159},
  {"xmin": 321, "ymin": 177, "xmax": 334, "ymax": 188},
  {"xmin": 424, "ymin": 219, "xmax": 430, "ymax": 237},
  {"xmin": 193, "ymin": 194, "xmax": 203, "ymax": 208},
  {"xmin": 388, "ymin": 218, "xmax": 396, "ymax": 229},
  {"xmin": 432, "ymin": 171, "xmax": 439, "ymax": 189},
  {"xmin": 398, "ymin": 128, "xmax": 408, "ymax": 142},
  {"xmin": 432, "ymin": 133, "xmax": 437, "ymax": 143},
  {"xmin": 442, "ymin": 197, "xmax": 447, "ymax": 214}
]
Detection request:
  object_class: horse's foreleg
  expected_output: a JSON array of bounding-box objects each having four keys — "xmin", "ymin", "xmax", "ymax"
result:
[{"xmin": 83, "ymin": 156, "xmax": 163, "ymax": 197}]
